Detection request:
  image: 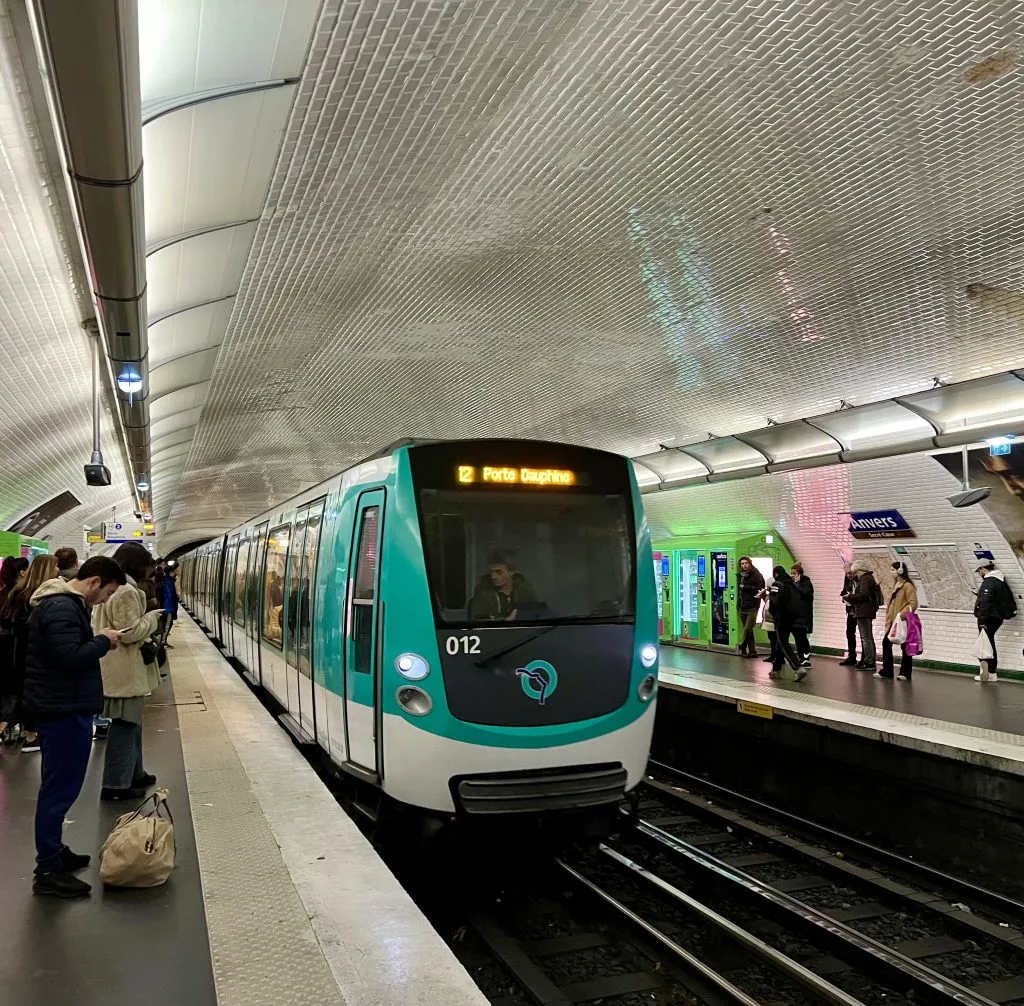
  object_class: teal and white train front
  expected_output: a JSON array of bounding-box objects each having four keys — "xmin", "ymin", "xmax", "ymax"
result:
[{"xmin": 178, "ymin": 438, "xmax": 658, "ymax": 818}]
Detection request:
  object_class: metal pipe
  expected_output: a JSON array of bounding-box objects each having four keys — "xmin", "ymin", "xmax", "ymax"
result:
[
  {"xmin": 961, "ymin": 444, "xmax": 971, "ymax": 491},
  {"xmin": 91, "ymin": 333, "xmax": 102, "ymax": 465}
]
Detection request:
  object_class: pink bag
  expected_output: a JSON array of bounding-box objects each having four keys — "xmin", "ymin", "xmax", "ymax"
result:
[{"xmin": 904, "ymin": 611, "xmax": 923, "ymax": 656}]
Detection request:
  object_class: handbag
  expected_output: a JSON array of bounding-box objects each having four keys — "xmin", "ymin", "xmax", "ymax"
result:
[
  {"xmin": 99, "ymin": 789, "xmax": 175, "ymax": 888},
  {"xmin": 140, "ymin": 640, "xmax": 158, "ymax": 665}
]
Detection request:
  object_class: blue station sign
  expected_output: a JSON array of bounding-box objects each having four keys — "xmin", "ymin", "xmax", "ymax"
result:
[{"xmin": 848, "ymin": 510, "xmax": 916, "ymax": 540}]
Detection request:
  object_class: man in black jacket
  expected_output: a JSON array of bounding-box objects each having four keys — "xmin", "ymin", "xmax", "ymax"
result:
[
  {"xmin": 839, "ymin": 563, "xmax": 859, "ymax": 666},
  {"xmin": 24, "ymin": 557, "xmax": 125, "ymax": 898},
  {"xmin": 974, "ymin": 562, "xmax": 1018, "ymax": 682},
  {"xmin": 737, "ymin": 557, "xmax": 766, "ymax": 657},
  {"xmin": 843, "ymin": 560, "xmax": 881, "ymax": 670}
]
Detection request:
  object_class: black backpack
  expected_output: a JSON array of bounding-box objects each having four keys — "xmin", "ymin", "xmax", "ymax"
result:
[
  {"xmin": 997, "ymin": 580, "xmax": 1018, "ymax": 620},
  {"xmin": 870, "ymin": 577, "xmax": 884, "ymax": 610}
]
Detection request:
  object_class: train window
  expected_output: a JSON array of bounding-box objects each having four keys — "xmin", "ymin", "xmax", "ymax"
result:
[
  {"xmin": 418, "ymin": 490, "xmax": 635, "ymax": 628},
  {"xmin": 296, "ymin": 505, "xmax": 324, "ymax": 678},
  {"xmin": 262, "ymin": 524, "xmax": 290, "ymax": 648},
  {"xmin": 248, "ymin": 523, "xmax": 269, "ymax": 638},
  {"xmin": 233, "ymin": 536, "xmax": 248, "ymax": 626},
  {"xmin": 351, "ymin": 505, "xmax": 379, "ymax": 674},
  {"xmin": 285, "ymin": 516, "xmax": 307, "ymax": 666}
]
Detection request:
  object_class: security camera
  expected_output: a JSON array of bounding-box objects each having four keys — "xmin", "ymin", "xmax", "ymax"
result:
[
  {"xmin": 948, "ymin": 487, "xmax": 991, "ymax": 508},
  {"xmin": 84, "ymin": 463, "xmax": 111, "ymax": 487}
]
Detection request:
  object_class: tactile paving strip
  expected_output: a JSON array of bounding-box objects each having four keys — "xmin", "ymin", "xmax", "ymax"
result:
[{"xmin": 170, "ymin": 639, "xmax": 347, "ymax": 1006}]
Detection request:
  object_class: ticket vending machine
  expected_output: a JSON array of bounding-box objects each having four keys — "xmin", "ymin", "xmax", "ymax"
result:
[{"xmin": 651, "ymin": 532, "xmax": 796, "ymax": 652}]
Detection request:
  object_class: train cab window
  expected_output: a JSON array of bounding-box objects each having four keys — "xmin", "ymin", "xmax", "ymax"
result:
[
  {"xmin": 350, "ymin": 506, "xmax": 379, "ymax": 674},
  {"xmin": 262, "ymin": 525, "xmax": 290, "ymax": 648},
  {"xmin": 418, "ymin": 490, "xmax": 635, "ymax": 628}
]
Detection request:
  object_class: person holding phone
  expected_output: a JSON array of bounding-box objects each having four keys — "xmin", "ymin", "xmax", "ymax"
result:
[{"xmin": 92, "ymin": 543, "xmax": 162, "ymax": 801}]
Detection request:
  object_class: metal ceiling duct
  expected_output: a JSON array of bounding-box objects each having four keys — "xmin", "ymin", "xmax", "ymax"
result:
[
  {"xmin": 634, "ymin": 369, "xmax": 1024, "ymax": 492},
  {"xmin": 27, "ymin": 0, "xmax": 149, "ymax": 513}
]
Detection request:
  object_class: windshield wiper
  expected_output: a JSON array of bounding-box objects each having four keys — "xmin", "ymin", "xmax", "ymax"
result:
[{"xmin": 475, "ymin": 624, "xmax": 558, "ymax": 667}]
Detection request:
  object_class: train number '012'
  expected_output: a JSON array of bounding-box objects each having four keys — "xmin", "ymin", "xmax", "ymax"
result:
[{"xmin": 445, "ymin": 634, "xmax": 481, "ymax": 655}]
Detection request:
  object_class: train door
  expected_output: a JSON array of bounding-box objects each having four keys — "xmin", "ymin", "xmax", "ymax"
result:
[
  {"xmin": 343, "ymin": 489, "xmax": 384, "ymax": 775},
  {"xmin": 283, "ymin": 513, "xmax": 308, "ymax": 724},
  {"xmin": 676, "ymin": 549, "xmax": 707, "ymax": 645},
  {"xmin": 222, "ymin": 535, "xmax": 240, "ymax": 655},
  {"xmin": 247, "ymin": 522, "xmax": 269, "ymax": 685},
  {"xmin": 709, "ymin": 550, "xmax": 733, "ymax": 648}
]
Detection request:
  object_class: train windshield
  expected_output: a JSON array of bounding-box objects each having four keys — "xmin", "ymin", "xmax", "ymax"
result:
[{"xmin": 418, "ymin": 489, "xmax": 636, "ymax": 627}]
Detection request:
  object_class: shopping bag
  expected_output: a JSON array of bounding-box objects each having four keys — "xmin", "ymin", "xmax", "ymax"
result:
[
  {"xmin": 904, "ymin": 611, "xmax": 923, "ymax": 657},
  {"xmin": 887, "ymin": 616, "xmax": 908, "ymax": 645},
  {"xmin": 99, "ymin": 788, "xmax": 175, "ymax": 888},
  {"xmin": 975, "ymin": 630, "xmax": 995, "ymax": 662}
]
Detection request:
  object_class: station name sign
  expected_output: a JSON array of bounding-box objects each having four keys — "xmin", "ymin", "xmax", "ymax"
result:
[
  {"xmin": 456, "ymin": 465, "xmax": 578, "ymax": 487},
  {"xmin": 848, "ymin": 510, "xmax": 916, "ymax": 540}
]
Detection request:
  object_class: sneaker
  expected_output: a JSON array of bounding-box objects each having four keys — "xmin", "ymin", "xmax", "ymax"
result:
[
  {"xmin": 20, "ymin": 735, "xmax": 40, "ymax": 752},
  {"xmin": 838, "ymin": 658, "xmax": 857, "ymax": 666},
  {"xmin": 794, "ymin": 667, "xmax": 808, "ymax": 681},
  {"xmin": 762, "ymin": 656, "xmax": 774, "ymax": 663},
  {"xmin": 897, "ymin": 675, "xmax": 911, "ymax": 682},
  {"xmin": 768, "ymin": 670, "xmax": 780, "ymax": 679},
  {"xmin": 974, "ymin": 673, "xmax": 999, "ymax": 683},
  {"xmin": 60, "ymin": 847, "xmax": 91, "ymax": 871},
  {"xmin": 873, "ymin": 672, "xmax": 884, "ymax": 679},
  {"xmin": 133, "ymin": 772, "xmax": 157, "ymax": 787},
  {"xmin": 801, "ymin": 658, "xmax": 812, "ymax": 667},
  {"xmin": 33, "ymin": 871, "xmax": 91, "ymax": 898},
  {"xmin": 100, "ymin": 787, "xmax": 146, "ymax": 801}
]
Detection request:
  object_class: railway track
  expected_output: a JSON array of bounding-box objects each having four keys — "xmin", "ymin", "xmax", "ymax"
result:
[{"xmin": 594, "ymin": 762, "xmax": 1024, "ymax": 1006}]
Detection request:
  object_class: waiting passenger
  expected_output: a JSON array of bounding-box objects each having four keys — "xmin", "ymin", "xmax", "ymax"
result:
[
  {"xmin": 790, "ymin": 563, "xmax": 814, "ymax": 668},
  {"xmin": 973, "ymin": 561, "xmax": 1018, "ymax": 683},
  {"xmin": 24, "ymin": 557, "xmax": 124, "ymax": 898},
  {"xmin": 0, "ymin": 555, "xmax": 60, "ymax": 751},
  {"xmin": 758, "ymin": 576, "xmax": 778, "ymax": 665},
  {"xmin": 55, "ymin": 547, "xmax": 79, "ymax": 580},
  {"xmin": 0, "ymin": 556, "xmax": 28, "ymax": 599},
  {"xmin": 93, "ymin": 543, "xmax": 163, "ymax": 802},
  {"xmin": 839, "ymin": 563, "xmax": 860, "ymax": 666},
  {"xmin": 878, "ymin": 561, "xmax": 919, "ymax": 681},
  {"xmin": 843, "ymin": 560, "xmax": 881, "ymax": 671},
  {"xmin": 737, "ymin": 557, "xmax": 765, "ymax": 658},
  {"xmin": 159, "ymin": 562, "xmax": 179, "ymax": 649},
  {"xmin": 468, "ymin": 553, "xmax": 536, "ymax": 622},
  {"xmin": 767, "ymin": 566, "xmax": 806, "ymax": 681}
]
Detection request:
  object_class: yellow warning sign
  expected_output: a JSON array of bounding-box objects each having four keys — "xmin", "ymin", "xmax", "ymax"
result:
[
  {"xmin": 86, "ymin": 533, "xmax": 103, "ymax": 543},
  {"xmin": 737, "ymin": 700, "xmax": 773, "ymax": 719}
]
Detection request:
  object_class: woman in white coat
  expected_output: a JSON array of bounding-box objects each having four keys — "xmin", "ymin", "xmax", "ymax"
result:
[{"xmin": 92, "ymin": 542, "xmax": 161, "ymax": 800}]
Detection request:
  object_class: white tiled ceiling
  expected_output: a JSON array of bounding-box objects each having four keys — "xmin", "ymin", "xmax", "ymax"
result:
[
  {"xmin": 0, "ymin": 2, "xmax": 133, "ymax": 549},
  {"xmin": 158, "ymin": 0, "xmax": 1024, "ymax": 550}
]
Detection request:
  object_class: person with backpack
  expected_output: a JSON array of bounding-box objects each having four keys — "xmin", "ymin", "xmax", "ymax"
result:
[
  {"xmin": 767, "ymin": 566, "xmax": 807, "ymax": 682},
  {"xmin": 974, "ymin": 562, "xmax": 1018, "ymax": 683},
  {"xmin": 843, "ymin": 559, "xmax": 882, "ymax": 671}
]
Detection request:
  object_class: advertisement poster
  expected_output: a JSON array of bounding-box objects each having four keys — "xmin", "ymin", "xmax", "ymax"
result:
[{"xmin": 935, "ymin": 444, "xmax": 1024, "ymax": 566}]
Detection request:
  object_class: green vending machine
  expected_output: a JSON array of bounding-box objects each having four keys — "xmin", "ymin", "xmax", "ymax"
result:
[
  {"xmin": 0, "ymin": 531, "xmax": 50, "ymax": 560},
  {"xmin": 652, "ymin": 531, "xmax": 795, "ymax": 652}
]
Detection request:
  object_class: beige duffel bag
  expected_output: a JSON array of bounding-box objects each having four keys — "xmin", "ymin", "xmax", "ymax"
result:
[{"xmin": 99, "ymin": 788, "xmax": 176, "ymax": 888}]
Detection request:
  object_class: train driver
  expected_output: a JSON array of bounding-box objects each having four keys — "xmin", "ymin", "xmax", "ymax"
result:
[{"xmin": 468, "ymin": 551, "xmax": 536, "ymax": 622}]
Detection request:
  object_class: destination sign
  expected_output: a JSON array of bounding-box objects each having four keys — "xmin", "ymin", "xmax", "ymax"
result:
[
  {"xmin": 456, "ymin": 465, "xmax": 578, "ymax": 487},
  {"xmin": 848, "ymin": 509, "xmax": 916, "ymax": 540}
]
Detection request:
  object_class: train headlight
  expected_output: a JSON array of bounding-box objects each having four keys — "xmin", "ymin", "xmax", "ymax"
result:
[
  {"xmin": 639, "ymin": 644, "xmax": 658, "ymax": 668},
  {"xmin": 638, "ymin": 674, "xmax": 657, "ymax": 702},
  {"xmin": 395, "ymin": 653, "xmax": 429, "ymax": 680},
  {"xmin": 397, "ymin": 686, "xmax": 432, "ymax": 716}
]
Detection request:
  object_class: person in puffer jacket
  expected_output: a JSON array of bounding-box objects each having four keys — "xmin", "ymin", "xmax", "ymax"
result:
[
  {"xmin": 23, "ymin": 558, "xmax": 125, "ymax": 898},
  {"xmin": 974, "ymin": 562, "xmax": 1018, "ymax": 682}
]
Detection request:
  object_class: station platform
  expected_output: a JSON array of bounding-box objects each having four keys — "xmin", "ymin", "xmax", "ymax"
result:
[
  {"xmin": 0, "ymin": 616, "xmax": 488, "ymax": 1006},
  {"xmin": 658, "ymin": 645, "xmax": 1024, "ymax": 776}
]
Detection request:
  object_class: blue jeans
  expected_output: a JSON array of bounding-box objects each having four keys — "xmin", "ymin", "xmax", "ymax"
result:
[
  {"xmin": 35, "ymin": 715, "xmax": 93, "ymax": 874},
  {"xmin": 102, "ymin": 718, "xmax": 144, "ymax": 789}
]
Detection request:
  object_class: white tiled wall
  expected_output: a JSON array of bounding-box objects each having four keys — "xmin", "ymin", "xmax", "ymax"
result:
[{"xmin": 644, "ymin": 453, "xmax": 1024, "ymax": 672}]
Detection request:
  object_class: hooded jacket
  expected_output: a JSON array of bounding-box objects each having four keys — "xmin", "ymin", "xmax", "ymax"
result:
[
  {"xmin": 791, "ymin": 575, "xmax": 814, "ymax": 633},
  {"xmin": 767, "ymin": 572, "xmax": 801, "ymax": 626},
  {"xmin": 974, "ymin": 569, "xmax": 1018, "ymax": 621},
  {"xmin": 23, "ymin": 577, "xmax": 111, "ymax": 717}
]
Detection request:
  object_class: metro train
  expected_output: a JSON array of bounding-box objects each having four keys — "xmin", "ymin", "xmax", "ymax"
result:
[{"xmin": 178, "ymin": 438, "xmax": 658, "ymax": 824}]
